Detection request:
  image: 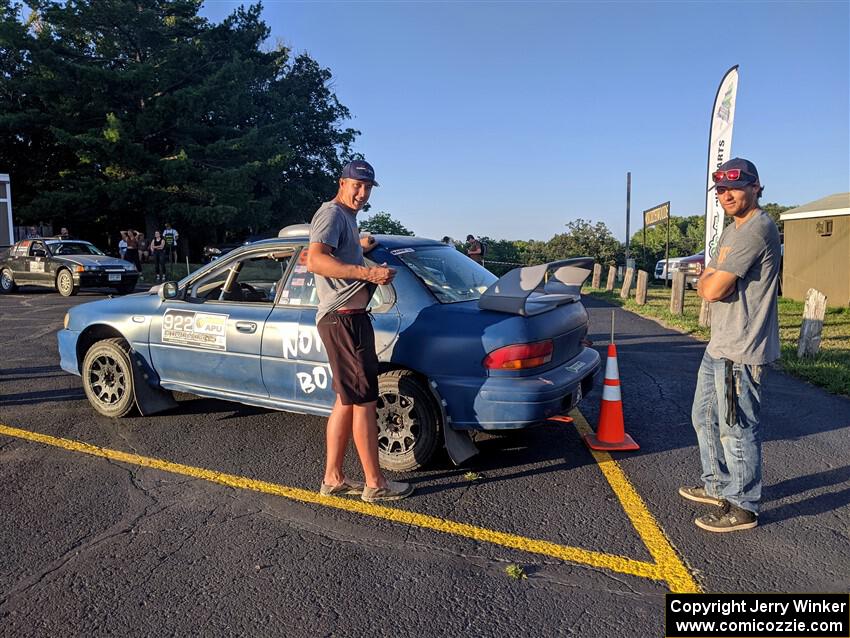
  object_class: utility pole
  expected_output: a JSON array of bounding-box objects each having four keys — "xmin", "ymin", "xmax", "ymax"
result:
[{"xmin": 625, "ymin": 172, "xmax": 632, "ymax": 266}]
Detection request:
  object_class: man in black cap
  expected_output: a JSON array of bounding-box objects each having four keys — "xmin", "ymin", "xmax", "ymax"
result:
[
  {"xmin": 306, "ymin": 160, "xmax": 413, "ymax": 503},
  {"xmin": 679, "ymin": 158, "xmax": 781, "ymax": 532}
]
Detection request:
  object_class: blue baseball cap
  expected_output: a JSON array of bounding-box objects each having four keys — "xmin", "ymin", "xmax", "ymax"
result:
[
  {"xmin": 710, "ymin": 158, "xmax": 760, "ymax": 190},
  {"xmin": 340, "ymin": 160, "xmax": 379, "ymax": 186}
]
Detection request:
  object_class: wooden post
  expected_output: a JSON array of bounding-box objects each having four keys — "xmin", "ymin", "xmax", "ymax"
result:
[
  {"xmin": 619, "ymin": 267, "xmax": 634, "ymax": 299},
  {"xmin": 699, "ymin": 299, "xmax": 711, "ymax": 327},
  {"xmin": 592, "ymin": 263, "xmax": 602, "ymax": 289},
  {"xmin": 605, "ymin": 266, "xmax": 616, "ymax": 292},
  {"xmin": 669, "ymin": 272, "xmax": 686, "ymax": 315},
  {"xmin": 797, "ymin": 288, "xmax": 827, "ymax": 358},
  {"xmin": 635, "ymin": 270, "xmax": 648, "ymax": 305}
]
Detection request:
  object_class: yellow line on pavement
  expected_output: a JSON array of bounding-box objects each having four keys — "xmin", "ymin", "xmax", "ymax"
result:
[
  {"xmin": 571, "ymin": 412, "xmax": 701, "ymax": 593},
  {"xmin": 1, "ymin": 422, "xmax": 663, "ymax": 583}
]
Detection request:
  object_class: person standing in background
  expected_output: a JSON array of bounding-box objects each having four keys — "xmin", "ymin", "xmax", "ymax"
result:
[
  {"xmin": 150, "ymin": 231, "xmax": 166, "ymax": 282},
  {"xmin": 163, "ymin": 223, "xmax": 179, "ymax": 263}
]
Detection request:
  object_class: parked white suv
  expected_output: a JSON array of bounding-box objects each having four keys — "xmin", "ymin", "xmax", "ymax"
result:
[{"xmin": 655, "ymin": 252, "xmax": 705, "ymax": 288}]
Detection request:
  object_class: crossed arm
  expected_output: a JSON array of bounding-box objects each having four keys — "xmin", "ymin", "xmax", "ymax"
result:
[
  {"xmin": 697, "ymin": 266, "xmax": 738, "ymax": 302},
  {"xmin": 306, "ymin": 238, "xmax": 395, "ymax": 285}
]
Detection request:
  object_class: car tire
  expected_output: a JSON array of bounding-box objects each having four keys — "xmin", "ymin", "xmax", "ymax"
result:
[
  {"xmin": 82, "ymin": 338, "xmax": 136, "ymax": 418},
  {"xmin": 56, "ymin": 269, "xmax": 79, "ymax": 297},
  {"xmin": 0, "ymin": 268, "xmax": 17, "ymax": 293},
  {"xmin": 376, "ymin": 370, "xmax": 441, "ymax": 472}
]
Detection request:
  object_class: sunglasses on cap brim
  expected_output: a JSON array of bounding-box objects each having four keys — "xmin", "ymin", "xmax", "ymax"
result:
[{"xmin": 712, "ymin": 168, "xmax": 756, "ymax": 183}]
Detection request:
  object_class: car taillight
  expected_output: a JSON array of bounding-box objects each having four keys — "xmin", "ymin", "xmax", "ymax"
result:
[{"xmin": 483, "ymin": 340, "xmax": 554, "ymax": 370}]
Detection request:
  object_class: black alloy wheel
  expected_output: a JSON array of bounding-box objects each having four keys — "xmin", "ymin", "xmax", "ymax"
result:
[
  {"xmin": 81, "ymin": 338, "xmax": 136, "ymax": 417},
  {"xmin": 376, "ymin": 370, "xmax": 441, "ymax": 471}
]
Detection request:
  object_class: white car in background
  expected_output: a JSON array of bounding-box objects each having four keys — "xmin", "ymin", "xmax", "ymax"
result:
[{"xmin": 655, "ymin": 252, "xmax": 705, "ymax": 288}]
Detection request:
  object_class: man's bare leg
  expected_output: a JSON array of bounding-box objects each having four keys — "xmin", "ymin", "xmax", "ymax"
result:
[
  {"xmin": 323, "ymin": 395, "xmax": 354, "ymax": 485},
  {"xmin": 351, "ymin": 401, "xmax": 386, "ymax": 489}
]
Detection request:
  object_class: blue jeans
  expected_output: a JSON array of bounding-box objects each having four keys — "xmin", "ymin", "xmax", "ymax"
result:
[{"xmin": 691, "ymin": 351, "xmax": 767, "ymax": 514}]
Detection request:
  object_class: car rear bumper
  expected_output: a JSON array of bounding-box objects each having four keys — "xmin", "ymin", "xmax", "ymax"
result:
[
  {"xmin": 434, "ymin": 347, "xmax": 602, "ymax": 430},
  {"xmin": 58, "ymin": 328, "xmax": 81, "ymax": 375}
]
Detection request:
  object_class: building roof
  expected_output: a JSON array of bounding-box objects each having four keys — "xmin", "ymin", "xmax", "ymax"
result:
[{"xmin": 780, "ymin": 192, "xmax": 850, "ymax": 221}]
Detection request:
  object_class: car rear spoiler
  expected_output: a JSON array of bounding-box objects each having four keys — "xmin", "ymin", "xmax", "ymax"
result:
[{"xmin": 478, "ymin": 257, "xmax": 594, "ymax": 316}]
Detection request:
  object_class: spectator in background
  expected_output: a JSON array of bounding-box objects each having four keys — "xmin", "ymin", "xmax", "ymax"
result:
[
  {"xmin": 59, "ymin": 227, "xmax": 70, "ymax": 240},
  {"xmin": 138, "ymin": 232, "xmax": 149, "ymax": 263},
  {"xmin": 26, "ymin": 226, "xmax": 39, "ymax": 239},
  {"xmin": 118, "ymin": 234, "xmax": 127, "ymax": 259},
  {"xmin": 122, "ymin": 229, "xmax": 141, "ymax": 272},
  {"xmin": 163, "ymin": 223, "xmax": 179, "ymax": 263},
  {"xmin": 150, "ymin": 230, "xmax": 166, "ymax": 282},
  {"xmin": 466, "ymin": 234, "xmax": 483, "ymax": 264},
  {"xmin": 441, "ymin": 236, "xmax": 453, "ymax": 245}
]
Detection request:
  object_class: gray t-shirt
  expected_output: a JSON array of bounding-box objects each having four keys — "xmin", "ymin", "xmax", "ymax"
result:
[
  {"xmin": 309, "ymin": 200, "xmax": 373, "ymax": 321},
  {"xmin": 706, "ymin": 210, "xmax": 781, "ymax": 364}
]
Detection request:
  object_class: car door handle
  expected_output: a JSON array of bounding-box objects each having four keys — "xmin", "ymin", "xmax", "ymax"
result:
[{"xmin": 235, "ymin": 321, "xmax": 257, "ymax": 334}]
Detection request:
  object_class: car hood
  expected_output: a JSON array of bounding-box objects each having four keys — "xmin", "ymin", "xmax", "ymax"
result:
[{"xmin": 56, "ymin": 255, "xmax": 131, "ymax": 269}]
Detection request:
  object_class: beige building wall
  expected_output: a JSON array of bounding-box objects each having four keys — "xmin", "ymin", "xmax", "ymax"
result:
[{"xmin": 783, "ymin": 215, "xmax": 850, "ymax": 306}]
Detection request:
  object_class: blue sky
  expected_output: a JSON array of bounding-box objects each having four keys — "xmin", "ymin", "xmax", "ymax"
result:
[{"xmin": 202, "ymin": 1, "xmax": 849, "ymax": 242}]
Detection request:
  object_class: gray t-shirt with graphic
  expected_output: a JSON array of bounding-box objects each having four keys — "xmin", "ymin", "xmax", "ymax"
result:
[
  {"xmin": 706, "ymin": 210, "xmax": 781, "ymax": 364},
  {"xmin": 309, "ymin": 200, "xmax": 371, "ymax": 322}
]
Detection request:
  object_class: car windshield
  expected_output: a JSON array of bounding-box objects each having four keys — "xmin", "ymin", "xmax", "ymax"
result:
[
  {"xmin": 396, "ymin": 246, "xmax": 498, "ymax": 303},
  {"xmin": 47, "ymin": 241, "xmax": 104, "ymax": 256}
]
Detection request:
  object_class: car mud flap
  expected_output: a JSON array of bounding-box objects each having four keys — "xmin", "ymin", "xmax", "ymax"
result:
[
  {"xmin": 429, "ymin": 380, "xmax": 478, "ymax": 466},
  {"xmin": 131, "ymin": 350, "xmax": 178, "ymax": 416}
]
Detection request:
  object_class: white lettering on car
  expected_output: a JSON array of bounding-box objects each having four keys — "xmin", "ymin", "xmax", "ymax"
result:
[
  {"xmin": 296, "ymin": 366, "xmax": 329, "ymax": 394},
  {"xmin": 283, "ymin": 326, "xmax": 323, "ymax": 359}
]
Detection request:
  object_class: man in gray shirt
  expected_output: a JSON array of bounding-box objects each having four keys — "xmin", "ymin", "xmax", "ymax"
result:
[
  {"xmin": 679, "ymin": 158, "xmax": 781, "ymax": 532},
  {"xmin": 307, "ymin": 160, "xmax": 413, "ymax": 503}
]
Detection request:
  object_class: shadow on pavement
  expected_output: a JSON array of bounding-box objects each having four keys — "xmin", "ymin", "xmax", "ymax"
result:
[{"xmin": 0, "ymin": 388, "xmax": 85, "ymax": 406}]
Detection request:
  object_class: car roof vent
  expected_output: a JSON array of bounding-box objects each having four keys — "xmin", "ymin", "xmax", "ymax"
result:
[{"xmin": 278, "ymin": 224, "xmax": 311, "ymax": 238}]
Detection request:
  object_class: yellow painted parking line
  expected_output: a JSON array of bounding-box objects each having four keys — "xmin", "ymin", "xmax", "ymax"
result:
[
  {"xmin": 0, "ymin": 420, "xmax": 698, "ymax": 591},
  {"xmin": 571, "ymin": 411, "xmax": 701, "ymax": 593}
]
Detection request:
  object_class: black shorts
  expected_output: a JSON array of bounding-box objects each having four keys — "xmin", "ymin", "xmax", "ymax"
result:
[{"xmin": 317, "ymin": 312, "xmax": 379, "ymax": 405}]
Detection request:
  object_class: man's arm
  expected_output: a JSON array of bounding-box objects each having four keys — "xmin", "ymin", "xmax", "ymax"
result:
[
  {"xmin": 697, "ymin": 266, "xmax": 738, "ymax": 302},
  {"xmin": 306, "ymin": 242, "xmax": 395, "ymax": 285}
]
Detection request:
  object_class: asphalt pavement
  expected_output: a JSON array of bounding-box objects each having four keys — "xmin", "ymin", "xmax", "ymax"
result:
[{"xmin": 1, "ymin": 288, "xmax": 848, "ymax": 637}]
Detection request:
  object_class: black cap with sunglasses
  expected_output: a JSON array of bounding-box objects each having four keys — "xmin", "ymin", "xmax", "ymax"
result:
[{"xmin": 710, "ymin": 158, "xmax": 760, "ymax": 190}]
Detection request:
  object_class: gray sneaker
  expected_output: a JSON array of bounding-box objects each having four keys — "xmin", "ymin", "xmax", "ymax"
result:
[
  {"xmin": 695, "ymin": 501, "xmax": 758, "ymax": 532},
  {"xmin": 678, "ymin": 486, "xmax": 723, "ymax": 506},
  {"xmin": 319, "ymin": 478, "xmax": 365, "ymax": 497},
  {"xmin": 362, "ymin": 480, "xmax": 414, "ymax": 503}
]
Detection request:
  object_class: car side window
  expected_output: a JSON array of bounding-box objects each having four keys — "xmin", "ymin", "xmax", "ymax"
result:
[
  {"xmin": 279, "ymin": 247, "xmax": 391, "ymax": 310},
  {"xmin": 188, "ymin": 249, "xmax": 293, "ymax": 303},
  {"xmin": 29, "ymin": 241, "xmax": 47, "ymax": 257}
]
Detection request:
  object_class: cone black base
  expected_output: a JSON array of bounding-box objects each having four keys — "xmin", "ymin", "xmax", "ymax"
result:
[{"xmin": 583, "ymin": 432, "xmax": 640, "ymax": 451}]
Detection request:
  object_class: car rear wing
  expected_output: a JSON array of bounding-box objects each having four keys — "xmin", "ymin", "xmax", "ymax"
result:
[{"xmin": 478, "ymin": 257, "xmax": 594, "ymax": 317}]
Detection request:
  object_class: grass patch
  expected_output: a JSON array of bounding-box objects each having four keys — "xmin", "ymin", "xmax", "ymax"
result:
[
  {"xmin": 505, "ymin": 564, "xmax": 528, "ymax": 580},
  {"xmin": 137, "ymin": 261, "xmax": 204, "ymax": 282},
  {"xmin": 586, "ymin": 284, "xmax": 850, "ymax": 397}
]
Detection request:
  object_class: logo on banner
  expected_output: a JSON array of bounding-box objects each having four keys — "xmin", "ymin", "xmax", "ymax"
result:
[{"xmin": 716, "ymin": 84, "xmax": 735, "ymax": 122}]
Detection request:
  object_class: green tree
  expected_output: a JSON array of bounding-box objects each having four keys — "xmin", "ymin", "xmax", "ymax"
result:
[
  {"xmin": 762, "ymin": 202, "xmax": 794, "ymax": 233},
  {"xmin": 629, "ymin": 215, "xmax": 705, "ymax": 272},
  {"xmin": 0, "ymin": 1, "xmax": 356, "ymax": 253},
  {"xmin": 358, "ymin": 211, "xmax": 413, "ymax": 236},
  {"xmin": 545, "ymin": 219, "xmax": 623, "ymax": 265}
]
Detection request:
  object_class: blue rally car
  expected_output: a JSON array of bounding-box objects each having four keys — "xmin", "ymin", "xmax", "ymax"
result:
[{"xmin": 57, "ymin": 225, "xmax": 601, "ymax": 470}]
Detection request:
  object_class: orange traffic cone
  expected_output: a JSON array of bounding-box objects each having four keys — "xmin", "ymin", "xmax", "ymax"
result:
[{"xmin": 583, "ymin": 343, "xmax": 639, "ymax": 451}]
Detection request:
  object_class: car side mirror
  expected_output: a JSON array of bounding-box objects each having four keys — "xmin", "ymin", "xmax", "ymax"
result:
[
  {"xmin": 32, "ymin": 249, "xmax": 46, "ymax": 257},
  {"xmin": 160, "ymin": 281, "xmax": 179, "ymax": 300}
]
